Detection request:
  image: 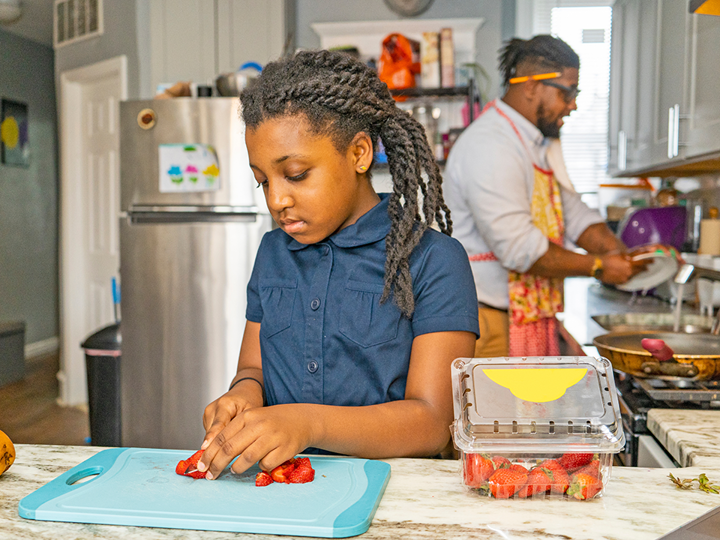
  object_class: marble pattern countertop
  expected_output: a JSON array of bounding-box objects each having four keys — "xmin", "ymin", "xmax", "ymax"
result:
[
  {"xmin": 3, "ymin": 444, "xmax": 720, "ymax": 540},
  {"xmin": 648, "ymin": 409, "xmax": 720, "ymax": 469}
]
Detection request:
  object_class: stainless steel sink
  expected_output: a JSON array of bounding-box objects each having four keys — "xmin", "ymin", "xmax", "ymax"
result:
[{"xmin": 591, "ymin": 312, "xmax": 715, "ymax": 334}]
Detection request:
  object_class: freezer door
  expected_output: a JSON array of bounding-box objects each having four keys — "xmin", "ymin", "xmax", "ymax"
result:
[
  {"xmin": 120, "ymin": 98, "xmax": 263, "ymax": 210},
  {"xmin": 119, "ymin": 214, "xmax": 272, "ymax": 449}
]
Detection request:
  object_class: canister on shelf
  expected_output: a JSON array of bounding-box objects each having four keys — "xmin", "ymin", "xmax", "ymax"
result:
[{"xmin": 699, "ymin": 206, "xmax": 720, "ymax": 256}]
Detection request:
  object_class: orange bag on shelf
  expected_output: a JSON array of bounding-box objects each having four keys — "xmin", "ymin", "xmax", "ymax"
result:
[{"xmin": 378, "ymin": 33, "xmax": 420, "ymax": 94}]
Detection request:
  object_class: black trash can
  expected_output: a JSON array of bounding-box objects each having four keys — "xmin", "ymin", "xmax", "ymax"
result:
[{"xmin": 81, "ymin": 323, "xmax": 122, "ymax": 446}]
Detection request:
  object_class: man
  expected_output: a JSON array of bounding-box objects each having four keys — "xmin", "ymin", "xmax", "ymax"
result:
[{"xmin": 444, "ymin": 35, "xmax": 648, "ymax": 357}]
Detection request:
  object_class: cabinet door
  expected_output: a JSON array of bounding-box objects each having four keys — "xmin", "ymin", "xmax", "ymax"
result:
[
  {"xmin": 685, "ymin": 13, "xmax": 720, "ymax": 159},
  {"xmin": 216, "ymin": 0, "xmax": 293, "ymax": 73},
  {"xmin": 644, "ymin": 0, "xmax": 691, "ymax": 165},
  {"xmin": 608, "ymin": 0, "xmax": 641, "ymax": 175},
  {"xmin": 149, "ymin": 0, "xmax": 217, "ymax": 94}
]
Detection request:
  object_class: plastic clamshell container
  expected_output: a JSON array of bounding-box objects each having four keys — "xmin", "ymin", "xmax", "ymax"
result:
[{"xmin": 451, "ymin": 356, "xmax": 625, "ymax": 501}]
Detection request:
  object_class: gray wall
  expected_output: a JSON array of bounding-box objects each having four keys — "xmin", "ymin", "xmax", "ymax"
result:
[
  {"xmin": 54, "ymin": 0, "xmax": 148, "ymax": 99},
  {"xmin": 295, "ymin": 0, "xmax": 517, "ymax": 100},
  {"xmin": 0, "ymin": 29, "xmax": 58, "ymax": 344}
]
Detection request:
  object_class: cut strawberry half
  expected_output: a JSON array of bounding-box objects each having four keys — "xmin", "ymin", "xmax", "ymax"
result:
[
  {"xmin": 255, "ymin": 471, "xmax": 274, "ymax": 487},
  {"xmin": 288, "ymin": 465, "xmax": 315, "ymax": 484},
  {"xmin": 175, "ymin": 449, "xmax": 206, "ymax": 479}
]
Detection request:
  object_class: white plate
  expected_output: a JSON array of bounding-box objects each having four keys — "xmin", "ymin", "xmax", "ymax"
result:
[{"xmin": 615, "ymin": 250, "xmax": 680, "ymax": 292}]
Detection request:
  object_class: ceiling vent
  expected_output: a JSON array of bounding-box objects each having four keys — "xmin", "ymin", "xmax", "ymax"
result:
[{"xmin": 54, "ymin": 0, "xmax": 103, "ymax": 48}]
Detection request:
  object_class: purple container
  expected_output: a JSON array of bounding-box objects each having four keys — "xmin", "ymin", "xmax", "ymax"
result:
[{"xmin": 618, "ymin": 206, "xmax": 687, "ymax": 251}]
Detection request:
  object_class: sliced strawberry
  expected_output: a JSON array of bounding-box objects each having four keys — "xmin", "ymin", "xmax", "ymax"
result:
[
  {"xmin": 175, "ymin": 449, "xmax": 207, "ymax": 479},
  {"xmin": 557, "ymin": 452, "xmax": 595, "ymax": 472},
  {"xmin": 487, "ymin": 468, "xmax": 528, "ymax": 499},
  {"xmin": 288, "ymin": 465, "xmax": 315, "ymax": 484},
  {"xmin": 294, "ymin": 457, "xmax": 312, "ymax": 470},
  {"xmin": 255, "ymin": 471, "xmax": 274, "ymax": 486},
  {"xmin": 270, "ymin": 459, "xmax": 297, "ymax": 484},
  {"xmin": 463, "ymin": 453, "xmax": 495, "ymax": 488},
  {"xmin": 568, "ymin": 472, "xmax": 603, "ymax": 500}
]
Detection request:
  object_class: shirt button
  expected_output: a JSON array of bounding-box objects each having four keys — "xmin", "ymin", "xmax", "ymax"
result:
[
  {"xmin": 307, "ymin": 361, "xmax": 318, "ymax": 373},
  {"xmin": 310, "ymin": 298, "xmax": 321, "ymax": 310}
]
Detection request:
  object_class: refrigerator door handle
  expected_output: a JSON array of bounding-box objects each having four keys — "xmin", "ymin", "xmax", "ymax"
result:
[{"xmin": 128, "ymin": 205, "xmax": 259, "ymax": 224}]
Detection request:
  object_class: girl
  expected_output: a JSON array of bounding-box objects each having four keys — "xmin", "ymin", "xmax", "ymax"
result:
[{"xmin": 197, "ymin": 50, "xmax": 479, "ymax": 480}]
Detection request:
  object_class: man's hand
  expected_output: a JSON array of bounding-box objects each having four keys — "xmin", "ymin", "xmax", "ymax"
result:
[{"xmin": 597, "ymin": 252, "xmax": 649, "ymax": 285}]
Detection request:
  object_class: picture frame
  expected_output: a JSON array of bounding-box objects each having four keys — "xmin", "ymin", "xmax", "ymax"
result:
[{"xmin": 1, "ymin": 98, "xmax": 30, "ymax": 167}]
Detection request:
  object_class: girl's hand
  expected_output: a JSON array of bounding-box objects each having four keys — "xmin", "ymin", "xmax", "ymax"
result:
[
  {"xmin": 197, "ymin": 403, "xmax": 319, "ymax": 480},
  {"xmin": 201, "ymin": 379, "xmax": 264, "ymax": 452}
]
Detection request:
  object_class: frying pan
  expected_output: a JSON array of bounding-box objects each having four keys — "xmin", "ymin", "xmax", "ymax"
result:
[{"xmin": 593, "ymin": 331, "xmax": 720, "ymax": 381}]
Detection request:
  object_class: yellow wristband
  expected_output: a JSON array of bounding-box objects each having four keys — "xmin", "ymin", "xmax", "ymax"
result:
[{"xmin": 590, "ymin": 257, "xmax": 603, "ymax": 278}]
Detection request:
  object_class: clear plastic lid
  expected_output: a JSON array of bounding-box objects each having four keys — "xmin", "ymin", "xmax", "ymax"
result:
[{"xmin": 451, "ymin": 356, "xmax": 625, "ymax": 454}]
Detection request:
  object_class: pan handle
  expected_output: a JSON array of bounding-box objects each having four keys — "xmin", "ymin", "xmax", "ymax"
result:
[{"xmin": 640, "ymin": 361, "xmax": 699, "ymax": 378}]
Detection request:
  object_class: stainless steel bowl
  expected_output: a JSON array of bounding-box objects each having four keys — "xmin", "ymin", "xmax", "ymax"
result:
[{"xmin": 591, "ymin": 312, "xmax": 715, "ymax": 334}]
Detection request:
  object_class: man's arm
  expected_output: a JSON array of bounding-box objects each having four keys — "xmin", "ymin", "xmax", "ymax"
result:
[{"xmin": 575, "ymin": 222, "xmax": 626, "ymax": 254}]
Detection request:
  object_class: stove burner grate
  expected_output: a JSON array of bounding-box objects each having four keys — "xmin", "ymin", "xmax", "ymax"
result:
[{"xmin": 634, "ymin": 377, "xmax": 720, "ymax": 404}]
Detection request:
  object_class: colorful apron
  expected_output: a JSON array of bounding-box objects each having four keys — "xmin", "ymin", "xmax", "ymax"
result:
[{"xmin": 469, "ymin": 100, "xmax": 565, "ymax": 356}]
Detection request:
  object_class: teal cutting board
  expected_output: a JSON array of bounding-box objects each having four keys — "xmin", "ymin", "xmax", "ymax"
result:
[{"xmin": 18, "ymin": 448, "xmax": 391, "ymax": 537}]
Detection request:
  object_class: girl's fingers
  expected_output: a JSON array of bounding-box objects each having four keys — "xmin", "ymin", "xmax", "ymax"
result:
[
  {"xmin": 230, "ymin": 438, "xmax": 282, "ymax": 476},
  {"xmin": 202, "ymin": 398, "xmax": 242, "ymax": 449},
  {"xmin": 197, "ymin": 413, "xmax": 247, "ymax": 476}
]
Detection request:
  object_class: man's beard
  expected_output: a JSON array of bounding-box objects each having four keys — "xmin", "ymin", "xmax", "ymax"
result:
[{"xmin": 536, "ymin": 103, "xmax": 562, "ymax": 138}]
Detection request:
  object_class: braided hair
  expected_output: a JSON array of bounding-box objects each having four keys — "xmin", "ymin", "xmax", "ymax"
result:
[
  {"xmin": 240, "ymin": 49, "xmax": 451, "ymax": 318},
  {"xmin": 499, "ymin": 35, "xmax": 579, "ymax": 88}
]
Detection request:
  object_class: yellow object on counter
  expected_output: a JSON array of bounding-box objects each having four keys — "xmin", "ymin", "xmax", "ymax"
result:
[
  {"xmin": 483, "ymin": 368, "xmax": 588, "ymax": 403},
  {"xmin": 700, "ymin": 206, "xmax": 720, "ymax": 256},
  {"xmin": 0, "ymin": 429, "xmax": 15, "ymax": 476}
]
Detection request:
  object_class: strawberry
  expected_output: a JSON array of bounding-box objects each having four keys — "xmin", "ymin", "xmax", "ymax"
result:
[
  {"xmin": 255, "ymin": 471, "xmax": 274, "ymax": 486},
  {"xmin": 574, "ymin": 459, "xmax": 601, "ymax": 479},
  {"xmin": 538, "ymin": 459, "xmax": 570, "ymax": 494},
  {"xmin": 557, "ymin": 453, "xmax": 595, "ymax": 472},
  {"xmin": 294, "ymin": 457, "xmax": 312, "ymax": 470},
  {"xmin": 175, "ymin": 449, "xmax": 206, "ymax": 479},
  {"xmin": 270, "ymin": 458, "xmax": 297, "ymax": 484},
  {"xmin": 516, "ymin": 467, "xmax": 553, "ymax": 498},
  {"xmin": 288, "ymin": 465, "xmax": 315, "ymax": 484},
  {"xmin": 509, "ymin": 464, "xmax": 528, "ymax": 473},
  {"xmin": 463, "ymin": 453, "xmax": 495, "ymax": 487},
  {"xmin": 487, "ymin": 468, "xmax": 528, "ymax": 499},
  {"xmin": 568, "ymin": 473, "xmax": 603, "ymax": 500},
  {"xmin": 492, "ymin": 456, "xmax": 512, "ymax": 469}
]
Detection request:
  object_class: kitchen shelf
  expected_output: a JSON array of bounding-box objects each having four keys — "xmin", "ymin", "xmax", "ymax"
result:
[{"xmin": 390, "ymin": 78, "xmax": 482, "ymax": 124}]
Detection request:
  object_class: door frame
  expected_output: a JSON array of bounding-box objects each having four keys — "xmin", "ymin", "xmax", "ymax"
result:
[{"xmin": 58, "ymin": 55, "xmax": 127, "ymax": 406}]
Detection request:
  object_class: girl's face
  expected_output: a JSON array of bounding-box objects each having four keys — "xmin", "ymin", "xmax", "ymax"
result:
[{"xmin": 246, "ymin": 114, "xmax": 378, "ymax": 244}]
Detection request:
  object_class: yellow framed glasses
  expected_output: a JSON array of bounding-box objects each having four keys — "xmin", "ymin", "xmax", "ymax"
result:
[{"xmin": 508, "ymin": 72, "xmax": 562, "ymax": 84}]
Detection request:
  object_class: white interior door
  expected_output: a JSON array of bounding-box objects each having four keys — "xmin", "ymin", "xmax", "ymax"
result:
[{"xmin": 59, "ymin": 56, "xmax": 127, "ymax": 406}]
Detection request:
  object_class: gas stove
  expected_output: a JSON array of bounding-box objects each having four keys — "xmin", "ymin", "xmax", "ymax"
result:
[{"xmin": 614, "ymin": 372, "xmax": 720, "ymax": 467}]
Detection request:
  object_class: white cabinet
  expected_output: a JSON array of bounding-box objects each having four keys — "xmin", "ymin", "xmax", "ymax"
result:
[
  {"xmin": 609, "ymin": 2, "xmax": 720, "ymax": 176},
  {"xmin": 149, "ymin": 0, "xmax": 293, "ymax": 95},
  {"xmin": 685, "ymin": 13, "xmax": 720, "ymax": 159},
  {"xmin": 216, "ymin": 0, "xmax": 293, "ymax": 74}
]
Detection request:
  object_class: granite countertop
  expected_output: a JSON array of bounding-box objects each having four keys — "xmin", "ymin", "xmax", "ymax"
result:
[
  {"xmin": 648, "ymin": 409, "xmax": 720, "ymax": 469},
  {"xmin": 3, "ymin": 444, "xmax": 720, "ymax": 540}
]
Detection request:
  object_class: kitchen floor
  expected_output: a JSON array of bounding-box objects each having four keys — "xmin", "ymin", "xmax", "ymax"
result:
[{"xmin": 0, "ymin": 353, "xmax": 89, "ymax": 445}]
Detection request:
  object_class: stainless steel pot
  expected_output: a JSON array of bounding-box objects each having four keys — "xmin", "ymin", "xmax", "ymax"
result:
[{"xmin": 593, "ymin": 331, "xmax": 720, "ymax": 381}]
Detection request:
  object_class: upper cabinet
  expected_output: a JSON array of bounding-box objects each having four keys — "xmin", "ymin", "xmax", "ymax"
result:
[
  {"xmin": 148, "ymin": 0, "xmax": 293, "ymax": 96},
  {"xmin": 609, "ymin": 1, "xmax": 720, "ymax": 177}
]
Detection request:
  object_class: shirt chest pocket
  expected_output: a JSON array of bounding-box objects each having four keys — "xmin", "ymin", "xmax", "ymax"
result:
[
  {"xmin": 340, "ymin": 279, "xmax": 401, "ymax": 348},
  {"xmin": 259, "ymin": 278, "xmax": 297, "ymax": 338}
]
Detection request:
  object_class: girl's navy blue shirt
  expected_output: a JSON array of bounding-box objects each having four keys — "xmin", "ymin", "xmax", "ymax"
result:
[{"xmin": 246, "ymin": 193, "xmax": 480, "ymax": 409}]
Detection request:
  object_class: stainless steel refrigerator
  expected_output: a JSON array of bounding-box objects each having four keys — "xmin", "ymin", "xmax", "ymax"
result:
[{"xmin": 119, "ymin": 98, "xmax": 272, "ymax": 449}]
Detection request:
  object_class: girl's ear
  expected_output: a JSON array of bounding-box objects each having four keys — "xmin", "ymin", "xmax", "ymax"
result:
[{"xmin": 350, "ymin": 131, "xmax": 373, "ymax": 174}]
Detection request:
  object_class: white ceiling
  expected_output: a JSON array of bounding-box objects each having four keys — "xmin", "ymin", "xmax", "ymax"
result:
[{"xmin": 0, "ymin": 0, "xmax": 54, "ymax": 46}]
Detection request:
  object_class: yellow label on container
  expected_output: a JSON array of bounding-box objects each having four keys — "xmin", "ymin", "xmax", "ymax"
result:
[{"xmin": 483, "ymin": 368, "xmax": 587, "ymax": 403}]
